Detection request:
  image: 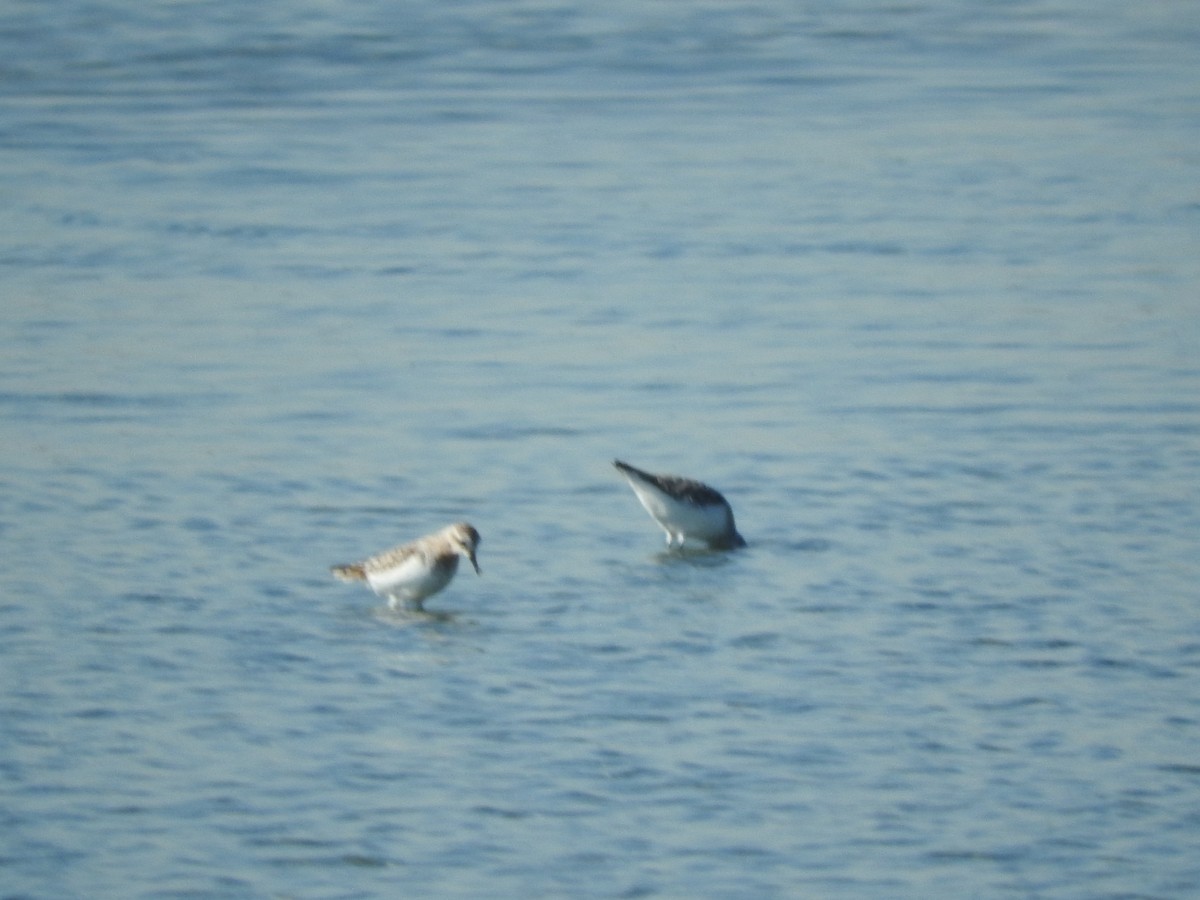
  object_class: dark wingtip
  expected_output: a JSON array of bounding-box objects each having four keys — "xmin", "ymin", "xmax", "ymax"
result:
[{"xmin": 330, "ymin": 563, "xmax": 366, "ymax": 581}]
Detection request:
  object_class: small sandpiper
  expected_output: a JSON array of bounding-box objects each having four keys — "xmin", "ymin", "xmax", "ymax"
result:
[
  {"xmin": 613, "ymin": 460, "xmax": 746, "ymax": 550},
  {"xmin": 331, "ymin": 522, "xmax": 481, "ymax": 611}
]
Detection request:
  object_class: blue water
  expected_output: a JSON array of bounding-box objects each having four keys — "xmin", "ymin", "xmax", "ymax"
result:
[{"xmin": 3, "ymin": 2, "xmax": 1199, "ymax": 897}]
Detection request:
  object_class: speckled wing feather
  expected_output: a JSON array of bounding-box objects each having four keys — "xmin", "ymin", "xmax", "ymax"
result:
[
  {"xmin": 614, "ymin": 460, "xmax": 728, "ymax": 507},
  {"xmin": 359, "ymin": 541, "xmax": 424, "ymax": 575},
  {"xmin": 642, "ymin": 471, "xmax": 728, "ymax": 507},
  {"xmin": 330, "ymin": 541, "xmax": 422, "ymax": 582}
]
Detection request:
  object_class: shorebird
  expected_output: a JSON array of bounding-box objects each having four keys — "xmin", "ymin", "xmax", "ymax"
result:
[
  {"xmin": 613, "ymin": 460, "xmax": 746, "ymax": 550},
  {"xmin": 331, "ymin": 522, "xmax": 481, "ymax": 611}
]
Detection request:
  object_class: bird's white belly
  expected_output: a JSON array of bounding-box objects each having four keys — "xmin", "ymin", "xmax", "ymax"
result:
[
  {"xmin": 635, "ymin": 487, "xmax": 728, "ymax": 541},
  {"xmin": 367, "ymin": 556, "xmax": 452, "ymax": 601}
]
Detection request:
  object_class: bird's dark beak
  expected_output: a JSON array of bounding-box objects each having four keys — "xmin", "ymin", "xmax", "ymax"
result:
[{"xmin": 468, "ymin": 550, "xmax": 481, "ymax": 575}]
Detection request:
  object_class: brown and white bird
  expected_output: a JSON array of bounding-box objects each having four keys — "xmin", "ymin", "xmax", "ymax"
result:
[
  {"xmin": 331, "ymin": 522, "xmax": 481, "ymax": 611},
  {"xmin": 613, "ymin": 460, "xmax": 746, "ymax": 550}
]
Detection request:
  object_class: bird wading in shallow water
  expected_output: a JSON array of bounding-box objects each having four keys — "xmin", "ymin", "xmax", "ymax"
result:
[
  {"xmin": 613, "ymin": 460, "xmax": 746, "ymax": 550},
  {"xmin": 331, "ymin": 522, "xmax": 481, "ymax": 611}
]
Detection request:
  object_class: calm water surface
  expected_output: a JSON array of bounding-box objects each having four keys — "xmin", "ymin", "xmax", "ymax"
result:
[{"xmin": 2, "ymin": 1, "xmax": 1199, "ymax": 897}]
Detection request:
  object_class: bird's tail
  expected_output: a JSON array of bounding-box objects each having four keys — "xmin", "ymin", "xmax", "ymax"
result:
[
  {"xmin": 330, "ymin": 563, "xmax": 367, "ymax": 582},
  {"xmin": 613, "ymin": 459, "xmax": 649, "ymax": 480}
]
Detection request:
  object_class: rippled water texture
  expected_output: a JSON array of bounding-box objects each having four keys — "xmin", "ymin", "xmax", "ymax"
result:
[{"xmin": 2, "ymin": 1, "xmax": 1199, "ymax": 897}]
